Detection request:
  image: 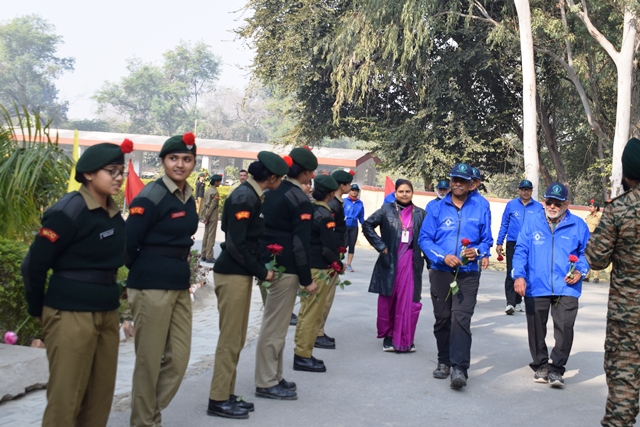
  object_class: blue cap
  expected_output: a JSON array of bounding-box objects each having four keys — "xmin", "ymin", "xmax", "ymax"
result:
[
  {"xmin": 471, "ymin": 167, "xmax": 482, "ymax": 180},
  {"xmin": 518, "ymin": 179, "xmax": 533, "ymax": 189},
  {"xmin": 350, "ymin": 183, "xmax": 360, "ymax": 191},
  {"xmin": 543, "ymin": 182, "xmax": 568, "ymax": 201},
  {"xmin": 449, "ymin": 163, "xmax": 473, "ymax": 180},
  {"xmin": 436, "ymin": 180, "xmax": 450, "ymax": 189}
]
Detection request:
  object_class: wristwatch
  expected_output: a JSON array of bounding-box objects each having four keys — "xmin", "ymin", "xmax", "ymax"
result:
[{"xmin": 475, "ymin": 248, "xmax": 481, "ymax": 257}]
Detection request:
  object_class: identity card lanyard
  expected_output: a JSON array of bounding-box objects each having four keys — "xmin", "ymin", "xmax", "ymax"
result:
[{"xmin": 395, "ymin": 203, "xmax": 414, "ymax": 243}]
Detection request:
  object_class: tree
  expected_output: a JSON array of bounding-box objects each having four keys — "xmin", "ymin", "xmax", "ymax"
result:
[
  {"xmin": 0, "ymin": 15, "xmax": 75, "ymax": 125},
  {"xmin": 94, "ymin": 41, "xmax": 221, "ymax": 135}
]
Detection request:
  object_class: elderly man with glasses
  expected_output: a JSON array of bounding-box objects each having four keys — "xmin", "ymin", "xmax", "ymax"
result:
[{"xmin": 512, "ymin": 182, "xmax": 590, "ymax": 389}]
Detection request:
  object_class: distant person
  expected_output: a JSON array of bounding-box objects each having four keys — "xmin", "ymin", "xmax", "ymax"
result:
[
  {"xmin": 21, "ymin": 140, "xmax": 133, "ymax": 427},
  {"xmin": 512, "ymin": 182, "xmax": 590, "ymax": 389},
  {"xmin": 228, "ymin": 169, "xmax": 248, "ymax": 195},
  {"xmin": 200, "ymin": 175, "xmax": 222, "ymax": 263},
  {"xmin": 195, "ymin": 173, "xmax": 206, "ymax": 213},
  {"xmin": 425, "ymin": 180, "xmax": 450, "ymax": 213},
  {"xmin": 470, "ymin": 166, "xmax": 492, "ymax": 272},
  {"xmin": 585, "ymin": 137, "xmax": 640, "ymax": 427},
  {"xmin": 584, "ymin": 199, "xmax": 602, "ymax": 283},
  {"xmin": 495, "ymin": 180, "xmax": 543, "ymax": 315},
  {"xmin": 418, "ymin": 163, "xmax": 493, "ymax": 390},
  {"xmin": 343, "ymin": 183, "xmax": 365, "ymax": 272},
  {"xmin": 382, "ymin": 179, "xmax": 403, "ymax": 205},
  {"xmin": 363, "ymin": 179, "xmax": 427, "ymax": 352}
]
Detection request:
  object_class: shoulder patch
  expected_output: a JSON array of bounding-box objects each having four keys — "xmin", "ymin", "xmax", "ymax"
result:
[
  {"xmin": 137, "ymin": 182, "xmax": 168, "ymax": 206},
  {"xmin": 39, "ymin": 227, "xmax": 59, "ymax": 242},
  {"xmin": 326, "ymin": 221, "xmax": 336, "ymax": 229},
  {"xmin": 300, "ymin": 213, "xmax": 312, "ymax": 221},
  {"xmin": 235, "ymin": 211, "xmax": 251, "ymax": 220},
  {"xmin": 48, "ymin": 192, "xmax": 86, "ymax": 221},
  {"xmin": 130, "ymin": 207, "xmax": 145, "ymax": 215}
]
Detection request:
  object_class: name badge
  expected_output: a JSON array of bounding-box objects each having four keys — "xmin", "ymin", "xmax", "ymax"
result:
[
  {"xmin": 100, "ymin": 229, "xmax": 115, "ymax": 240},
  {"xmin": 171, "ymin": 211, "xmax": 186, "ymax": 219},
  {"xmin": 401, "ymin": 230, "xmax": 410, "ymax": 243}
]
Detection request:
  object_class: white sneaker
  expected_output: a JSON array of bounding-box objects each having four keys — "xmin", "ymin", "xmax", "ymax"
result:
[
  {"xmin": 505, "ymin": 305, "xmax": 515, "ymax": 315},
  {"xmin": 515, "ymin": 303, "xmax": 525, "ymax": 312}
]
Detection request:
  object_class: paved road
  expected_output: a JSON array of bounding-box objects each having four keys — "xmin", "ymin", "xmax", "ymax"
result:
[{"xmin": 106, "ymin": 247, "xmax": 616, "ymax": 427}]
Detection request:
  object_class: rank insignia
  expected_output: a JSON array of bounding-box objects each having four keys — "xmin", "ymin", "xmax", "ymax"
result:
[
  {"xmin": 326, "ymin": 221, "xmax": 336, "ymax": 229},
  {"xmin": 39, "ymin": 228, "xmax": 59, "ymax": 243},
  {"xmin": 300, "ymin": 213, "xmax": 312, "ymax": 221},
  {"xmin": 171, "ymin": 211, "xmax": 186, "ymax": 219},
  {"xmin": 235, "ymin": 211, "xmax": 251, "ymax": 220},
  {"xmin": 130, "ymin": 207, "xmax": 145, "ymax": 215}
]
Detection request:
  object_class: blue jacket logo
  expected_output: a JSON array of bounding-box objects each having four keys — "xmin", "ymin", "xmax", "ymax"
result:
[{"xmin": 533, "ymin": 231, "xmax": 545, "ymax": 245}]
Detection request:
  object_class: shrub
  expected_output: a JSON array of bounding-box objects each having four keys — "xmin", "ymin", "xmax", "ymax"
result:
[{"xmin": 0, "ymin": 239, "xmax": 42, "ymax": 345}]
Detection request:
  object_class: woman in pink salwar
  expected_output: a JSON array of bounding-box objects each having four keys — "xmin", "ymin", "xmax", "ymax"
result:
[{"xmin": 362, "ymin": 180, "xmax": 427, "ymax": 352}]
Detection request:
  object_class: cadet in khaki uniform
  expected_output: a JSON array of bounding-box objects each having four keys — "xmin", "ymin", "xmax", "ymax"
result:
[
  {"xmin": 200, "ymin": 174, "xmax": 221, "ymax": 263},
  {"xmin": 206, "ymin": 152, "xmax": 289, "ymax": 419},
  {"xmin": 125, "ymin": 133, "xmax": 199, "ymax": 427},
  {"xmin": 294, "ymin": 175, "xmax": 343, "ymax": 372},
  {"xmin": 254, "ymin": 147, "xmax": 319, "ymax": 400},
  {"xmin": 21, "ymin": 139, "xmax": 133, "ymax": 427},
  {"xmin": 195, "ymin": 173, "xmax": 206, "ymax": 214},
  {"xmin": 315, "ymin": 169, "xmax": 353, "ymax": 350},
  {"xmin": 586, "ymin": 137, "xmax": 640, "ymax": 427}
]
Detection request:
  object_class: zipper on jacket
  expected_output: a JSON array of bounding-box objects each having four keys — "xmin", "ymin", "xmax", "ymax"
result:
[
  {"xmin": 455, "ymin": 209, "xmax": 462, "ymax": 262},
  {"xmin": 550, "ymin": 231, "xmax": 555, "ymax": 296}
]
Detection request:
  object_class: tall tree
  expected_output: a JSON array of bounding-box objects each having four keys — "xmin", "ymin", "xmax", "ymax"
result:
[
  {"xmin": 94, "ymin": 41, "xmax": 221, "ymax": 135},
  {"xmin": 0, "ymin": 15, "xmax": 75, "ymax": 125}
]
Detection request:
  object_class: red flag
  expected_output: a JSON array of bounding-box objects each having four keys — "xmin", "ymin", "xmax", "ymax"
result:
[
  {"xmin": 384, "ymin": 176, "xmax": 395, "ymax": 197},
  {"xmin": 125, "ymin": 159, "xmax": 145, "ymax": 207}
]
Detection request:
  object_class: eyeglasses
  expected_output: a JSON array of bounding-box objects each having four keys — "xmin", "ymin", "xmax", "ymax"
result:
[
  {"xmin": 519, "ymin": 188, "xmax": 532, "ymax": 192},
  {"xmin": 101, "ymin": 168, "xmax": 125, "ymax": 178},
  {"xmin": 544, "ymin": 200, "xmax": 563, "ymax": 208}
]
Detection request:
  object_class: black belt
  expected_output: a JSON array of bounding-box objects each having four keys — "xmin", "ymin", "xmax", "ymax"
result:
[
  {"xmin": 53, "ymin": 269, "xmax": 117, "ymax": 285},
  {"xmin": 140, "ymin": 245, "xmax": 190, "ymax": 261}
]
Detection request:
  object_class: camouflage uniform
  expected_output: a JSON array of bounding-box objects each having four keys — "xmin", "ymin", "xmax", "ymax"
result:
[{"xmin": 585, "ymin": 183, "xmax": 640, "ymax": 427}]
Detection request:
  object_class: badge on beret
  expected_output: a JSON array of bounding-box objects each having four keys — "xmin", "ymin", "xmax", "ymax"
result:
[
  {"xmin": 39, "ymin": 228, "xmax": 59, "ymax": 242},
  {"xmin": 326, "ymin": 221, "xmax": 336, "ymax": 229},
  {"xmin": 235, "ymin": 211, "xmax": 251, "ymax": 220},
  {"xmin": 300, "ymin": 213, "xmax": 312, "ymax": 221},
  {"xmin": 171, "ymin": 211, "xmax": 186, "ymax": 219},
  {"xmin": 130, "ymin": 207, "xmax": 145, "ymax": 215}
]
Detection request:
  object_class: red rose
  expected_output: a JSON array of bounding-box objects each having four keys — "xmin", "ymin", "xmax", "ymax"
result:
[
  {"xmin": 497, "ymin": 254, "xmax": 504, "ymax": 262},
  {"xmin": 120, "ymin": 138, "xmax": 134, "ymax": 154},
  {"xmin": 266, "ymin": 244, "xmax": 283, "ymax": 255},
  {"xmin": 569, "ymin": 254, "xmax": 579, "ymax": 263},
  {"xmin": 338, "ymin": 246, "xmax": 347, "ymax": 254},
  {"xmin": 331, "ymin": 261, "xmax": 342, "ymax": 271},
  {"xmin": 461, "ymin": 238, "xmax": 471, "ymax": 246}
]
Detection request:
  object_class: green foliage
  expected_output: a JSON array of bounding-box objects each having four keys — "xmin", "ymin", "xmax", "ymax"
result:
[
  {"xmin": 0, "ymin": 15, "xmax": 75, "ymax": 125},
  {"xmin": 0, "ymin": 238, "xmax": 42, "ymax": 346}
]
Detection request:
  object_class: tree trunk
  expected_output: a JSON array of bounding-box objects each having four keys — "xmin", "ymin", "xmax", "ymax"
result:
[
  {"xmin": 537, "ymin": 94, "xmax": 568, "ymax": 183},
  {"xmin": 514, "ymin": 0, "xmax": 539, "ymax": 199}
]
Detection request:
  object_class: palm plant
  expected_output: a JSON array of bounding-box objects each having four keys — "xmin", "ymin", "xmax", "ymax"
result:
[{"xmin": 0, "ymin": 103, "xmax": 72, "ymax": 241}]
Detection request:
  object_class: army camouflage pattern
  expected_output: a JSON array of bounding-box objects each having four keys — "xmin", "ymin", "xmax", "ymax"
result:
[
  {"xmin": 585, "ymin": 184, "xmax": 640, "ymax": 324},
  {"xmin": 601, "ymin": 319, "xmax": 640, "ymax": 427}
]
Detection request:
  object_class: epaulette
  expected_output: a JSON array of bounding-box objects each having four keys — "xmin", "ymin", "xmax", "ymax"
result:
[
  {"xmin": 604, "ymin": 190, "xmax": 631, "ymax": 205},
  {"xmin": 48, "ymin": 192, "xmax": 86, "ymax": 221},
  {"xmin": 285, "ymin": 185, "xmax": 311, "ymax": 206},
  {"xmin": 229, "ymin": 185, "xmax": 256, "ymax": 205},
  {"xmin": 136, "ymin": 182, "xmax": 168, "ymax": 206}
]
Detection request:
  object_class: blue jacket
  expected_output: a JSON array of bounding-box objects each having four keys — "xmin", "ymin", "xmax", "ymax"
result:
[
  {"xmin": 512, "ymin": 210, "xmax": 590, "ymax": 298},
  {"xmin": 497, "ymin": 197, "xmax": 543, "ymax": 244},
  {"xmin": 418, "ymin": 192, "xmax": 493, "ymax": 273},
  {"xmin": 425, "ymin": 197, "xmax": 443, "ymax": 214},
  {"xmin": 383, "ymin": 193, "xmax": 396, "ymax": 205},
  {"xmin": 343, "ymin": 196, "xmax": 365, "ymax": 228}
]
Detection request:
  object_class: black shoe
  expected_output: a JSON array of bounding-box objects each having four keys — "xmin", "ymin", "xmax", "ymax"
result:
[
  {"xmin": 278, "ymin": 378, "xmax": 296, "ymax": 391},
  {"xmin": 231, "ymin": 395, "xmax": 254, "ymax": 412},
  {"xmin": 289, "ymin": 313, "xmax": 297, "ymax": 326},
  {"xmin": 548, "ymin": 371, "xmax": 565, "ymax": 389},
  {"xmin": 255, "ymin": 384, "xmax": 297, "ymax": 400},
  {"xmin": 583, "ymin": 278, "xmax": 590, "ymax": 282},
  {"xmin": 593, "ymin": 278, "xmax": 599, "ymax": 284},
  {"xmin": 450, "ymin": 368, "xmax": 467, "ymax": 390},
  {"xmin": 433, "ymin": 363, "xmax": 451, "ymax": 379},
  {"xmin": 324, "ymin": 334, "xmax": 336, "ymax": 343},
  {"xmin": 293, "ymin": 354, "xmax": 326, "ymax": 372},
  {"xmin": 205, "ymin": 258, "xmax": 216, "ymax": 263},
  {"xmin": 207, "ymin": 398, "xmax": 249, "ymax": 419},
  {"xmin": 314, "ymin": 335, "xmax": 336, "ymax": 349},
  {"xmin": 533, "ymin": 365, "xmax": 549, "ymax": 383},
  {"xmin": 382, "ymin": 336, "xmax": 394, "ymax": 352}
]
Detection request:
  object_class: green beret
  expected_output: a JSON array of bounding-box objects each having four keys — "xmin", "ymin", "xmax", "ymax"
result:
[
  {"xmin": 258, "ymin": 151, "xmax": 289, "ymax": 176},
  {"xmin": 75, "ymin": 140, "xmax": 133, "ymax": 182},
  {"xmin": 622, "ymin": 137, "xmax": 640, "ymax": 181},
  {"xmin": 159, "ymin": 132, "xmax": 197, "ymax": 158},
  {"xmin": 314, "ymin": 174, "xmax": 338, "ymax": 192},
  {"xmin": 331, "ymin": 169, "xmax": 354, "ymax": 184},
  {"xmin": 210, "ymin": 174, "xmax": 222, "ymax": 183},
  {"xmin": 290, "ymin": 147, "xmax": 318, "ymax": 171}
]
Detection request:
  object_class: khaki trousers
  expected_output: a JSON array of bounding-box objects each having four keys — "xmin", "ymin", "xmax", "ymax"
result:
[
  {"xmin": 295, "ymin": 269, "xmax": 332, "ymax": 358},
  {"xmin": 41, "ymin": 306, "xmax": 119, "ymax": 427},
  {"xmin": 201, "ymin": 216, "xmax": 218, "ymax": 259},
  {"xmin": 209, "ymin": 273, "xmax": 253, "ymax": 401},
  {"xmin": 317, "ymin": 274, "xmax": 338, "ymax": 337},
  {"xmin": 129, "ymin": 289, "xmax": 192, "ymax": 427},
  {"xmin": 254, "ymin": 273, "xmax": 300, "ymax": 388}
]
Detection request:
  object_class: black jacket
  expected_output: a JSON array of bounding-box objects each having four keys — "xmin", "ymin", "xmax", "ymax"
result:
[{"xmin": 362, "ymin": 202, "xmax": 427, "ymax": 302}]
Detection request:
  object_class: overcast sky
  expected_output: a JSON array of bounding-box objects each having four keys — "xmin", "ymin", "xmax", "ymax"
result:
[{"xmin": 8, "ymin": 0, "xmax": 255, "ymax": 119}]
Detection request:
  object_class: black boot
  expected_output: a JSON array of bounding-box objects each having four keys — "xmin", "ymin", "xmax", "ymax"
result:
[
  {"xmin": 207, "ymin": 398, "xmax": 249, "ymax": 419},
  {"xmin": 293, "ymin": 354, "xmax": 326, "ymax": 372}
]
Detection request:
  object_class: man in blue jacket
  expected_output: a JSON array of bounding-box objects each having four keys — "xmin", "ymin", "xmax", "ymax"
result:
[
  {"xmin": 418, "ymin": 163, "xmax": 494, "ymax": 390},
  {"xmin": 470, "ymin": 167, "xmax": 492, "ymax": 272},
  {"xmin": 425, "ymin": 180, "xmax": 450, "ymax": 213},
  {"xmin": 512, "ymin": 182, "xmax": 590, "ymax": 389},
  {"xmin": 343, "ymin": 184, "xmax": 365, "ymax": 272},
  {"xmin": 496, "ymin": 180, "xmax": 543, "ymax": 315}
]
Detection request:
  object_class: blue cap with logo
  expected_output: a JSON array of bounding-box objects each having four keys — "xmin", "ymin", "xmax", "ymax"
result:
[
  {"xmin": 350, "ymin": 183, "xmax": 360, "ymax": 191},
  {"xmin": 518, "ymin": 179, "xmax": 533, "ymax": 189},
  {"xmin": 436, "ymin": 180, "xmax": 450, "ymax": 189},
  {"xmin": 471, "ymin": 167, "xmax": 482, "ymax": 180},
  {"xmin": 543, "ymin": 182, "xmax": 568, "ymax": 201},
  {"xmin": 449, "ymin": 163, "xmax": 473, "ymax": 180}
]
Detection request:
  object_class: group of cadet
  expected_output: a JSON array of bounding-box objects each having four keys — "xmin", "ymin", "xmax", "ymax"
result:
[{"xmin": 17, "ymin": 131, "xmax": 640, "ymax": 426}]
